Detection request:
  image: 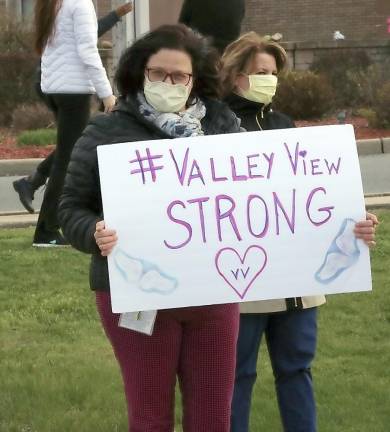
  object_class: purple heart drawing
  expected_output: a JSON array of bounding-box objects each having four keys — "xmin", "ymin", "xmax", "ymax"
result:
[
  {"xmin": 299, "ymin": 150, "xmax": 307, "ymax": 157},
  {"xmin": 215, "ymin": 246, "xmax": 267, "ymax": 299}
]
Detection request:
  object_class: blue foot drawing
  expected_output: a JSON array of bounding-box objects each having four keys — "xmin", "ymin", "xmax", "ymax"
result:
[
  {"xmin": 315, "ymin": 218, "xmax": 360, "ymax": 284},
  {"xmin": 113, "ymin": 248, "xmax": 178, "ymax": 295}
]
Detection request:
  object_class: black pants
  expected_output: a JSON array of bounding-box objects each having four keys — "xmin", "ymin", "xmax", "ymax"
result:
[
  {"xmin": 35, "ymin": 94, "xmax": 91, "ymax": 236},
  {"xmin": 35, "ymin": 84, "xmax": 58, "ymax": 178},
  {"xmin": 35, "ymin": 85, "xmax": 102, "ymax": 178}
]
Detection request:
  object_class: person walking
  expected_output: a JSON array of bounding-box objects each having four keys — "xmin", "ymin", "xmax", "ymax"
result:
[
  {"xmin": 58, "ymin": 25, "xmax": 241, "ymax": 431},
  {"xmin": 220, "ymin": 32, "xmax": 379, "ymax": 432},
  {"xmin": 12, "ymin": 2, "xmax": 133, "ymax": 216},
  {"xmin": 29, "ymin": 0, "xmax": 116, "ymax": 247}
]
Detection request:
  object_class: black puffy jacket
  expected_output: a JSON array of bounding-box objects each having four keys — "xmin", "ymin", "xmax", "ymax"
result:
[
  {"xmin": 179, "ymin": 0, "xmax": 245, "ymax": 53},
  {"xmin": 58, "ymin": 96, "xmax": 241, "ymax": 292},
  {"xmin": 225, "ymin": 93, "xmax": 295, "ymax": 131}
]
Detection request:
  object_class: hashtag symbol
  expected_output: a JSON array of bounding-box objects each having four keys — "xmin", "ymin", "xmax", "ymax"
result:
[{"xmin": 129, "ymin": 148, "xmax": 164, "ymax": 184}]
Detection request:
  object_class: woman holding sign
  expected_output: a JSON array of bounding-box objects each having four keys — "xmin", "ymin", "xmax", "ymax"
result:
[
  {"xmin": 221, "ymin": 32, "xmax": 378, "ymax": 432},
  {"xmin": 59, "ymin": 25, "xmax": 241, "ymax": 431}
]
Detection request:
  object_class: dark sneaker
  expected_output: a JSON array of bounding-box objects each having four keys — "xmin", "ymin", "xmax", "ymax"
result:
[
  {"xmin": 32, "ymin": 231, "xmax": 70, "ymax": 248},
  {"xmin": 13, "ymin": 178, "xmax": 35, "ymax": 213}
]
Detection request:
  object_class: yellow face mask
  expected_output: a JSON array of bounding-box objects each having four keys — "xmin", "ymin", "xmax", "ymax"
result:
[
  {"xmin": 239, "ymin": 74, "xmax": 278, "ymax": 106},
  {"xmin": 144, "ymin": 78, "xmax": 190, "ymax": 113}
]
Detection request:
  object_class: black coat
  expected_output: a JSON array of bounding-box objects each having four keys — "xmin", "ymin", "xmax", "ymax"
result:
[
  {"xmin": 179, "ymin": 0, "xmax": 245, "ymax": 53},
  {"xmin": 58, "ymin": 96, "xmax": 241, "ymax": 292},
  {"xmin": 225, "ymin": 93, "xmax": 295, "ymax": 132}
]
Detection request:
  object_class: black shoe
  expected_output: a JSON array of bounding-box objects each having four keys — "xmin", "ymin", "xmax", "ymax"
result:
[
  {"xmin": 32, "ymin": 231, "xmax": 70, "ymax": 248},
  {"xmin": 13, "ymin": 178, "xmax": 35, "ymax": 213}
]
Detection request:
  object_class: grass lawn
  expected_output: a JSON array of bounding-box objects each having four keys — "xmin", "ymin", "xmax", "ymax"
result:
[{"xmin": 1, "ymin": 211, "xmax": 389, "ymax": 432}]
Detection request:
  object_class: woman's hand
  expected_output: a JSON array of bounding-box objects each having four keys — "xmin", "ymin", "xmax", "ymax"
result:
[
  {"xmin": 116, "ymin": 2, "xmax": 133, "ymax": 17},
  {"xmin": 94, "ymin": 220, "xmax": 118, "ymax": 256},
  {"xmin": 354, "ymin": 212, "xmax": 379, "ymax": 248},
  {"xmin": 102, "ymin": 95, "xmax": 117, "ymax": 113}
]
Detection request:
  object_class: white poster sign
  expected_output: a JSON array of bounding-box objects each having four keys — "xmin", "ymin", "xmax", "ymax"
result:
[{"xmin": 97, "ymin": 125, "xmax": 371, "ymax": 313}]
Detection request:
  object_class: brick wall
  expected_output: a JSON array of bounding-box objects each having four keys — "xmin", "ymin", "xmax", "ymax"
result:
[
  {"xmin": 150, "ymin": 0, "xmax": 183, "ymax": 30},
  {"xmin": 97, "ymin": 0, "xmax": 115, "ymax": 43},
  {"xmin": 97, "ymin": 0, "xmax": 183, "ymax": 29},
  {"xmin": 283, "ymin": 40, "xmax": 390, "ymax": 71},
  {"xmin": 3, "ymin": 0, "xmax": 389, "ymax": 44},
  {"xmin": 243, "ymin": 0, "xmax": 390, "ymax": 42},
  {"xmin": 97, "ymin": 0, "xmax": 112, "ymax": 19}
]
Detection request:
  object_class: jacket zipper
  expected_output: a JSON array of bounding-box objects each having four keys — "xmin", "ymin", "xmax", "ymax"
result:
[{"xmin": 255, "ymin": 106, "xmax": 265, "ymax": 130}]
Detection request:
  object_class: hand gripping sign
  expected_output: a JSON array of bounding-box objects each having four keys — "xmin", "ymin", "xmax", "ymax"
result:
[{"xmin": 97, "ymin": 125, "xmax": 371, "ymax": 313}]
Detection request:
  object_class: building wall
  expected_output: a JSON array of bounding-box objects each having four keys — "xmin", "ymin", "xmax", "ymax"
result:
[
  {"xmin": 5, "ymin": 0, "xmax": 390, "ymax": 43},
  {"xmin": 149, "ymin": 0, "xmax": 183, "ymax": 30},
  {"xmin": 4, "ymin": 0, "xmax": 34, "ymax": 22},
  {"xmin": 0, "ymin": 0, "xmax": 5, "ymax": 16},
  {"xmin": 21, "ymin": 0, "xmax": 34, "ymax": 20},
  {"xmin": 284, "ymin": 40, "xmax": 390, "ymax": 71},
  {"xmin": 97, "ymin": 0, "xmax": 183, "ymax": 29},
  {"xmin": 96, "ymin": 0, "xmax": 116, "ymax": 43},
  {"xmin": 243, "ymin": 0, "xmax": 390, "ymax": 42},
  {"xmin": 97, "ymin": 0, "xmax": 112, "ymax": 19}
]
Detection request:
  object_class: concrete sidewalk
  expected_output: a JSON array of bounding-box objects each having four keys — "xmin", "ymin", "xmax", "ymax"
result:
[
  {"xmin": 2, "ymin": 154, "xmax": 390, "ymax": 213},
  {"xmin": 0, "ymin": 212, "xmax": 38, "ymax": 228},
  {"xmin": 364, "ymin": 194, "xmax": 390, "ymax": 210},
  {"xmin": 1, "ymin": 142, "xmax": 389, "ymax": 228},
  {"xmin": 0, "ymin": 136, "xmax": 389, "ymax": 177},
  {"xmin": 1, "ymin": 195, "xmax": 389, "ymax": 229},
  {"xmin": 0, "ymin": 158, "xmax": 44, "ymax": 177}
]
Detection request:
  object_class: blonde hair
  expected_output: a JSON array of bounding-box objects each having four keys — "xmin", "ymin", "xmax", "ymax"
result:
[{"xmin": 220, "ymin": 31, "xmax": 288, "ymax": 97}]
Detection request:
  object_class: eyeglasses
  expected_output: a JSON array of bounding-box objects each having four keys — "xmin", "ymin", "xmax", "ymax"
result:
[{"xmin": 145, "ymin": 68, "xmax": 193, "ymax": 86}]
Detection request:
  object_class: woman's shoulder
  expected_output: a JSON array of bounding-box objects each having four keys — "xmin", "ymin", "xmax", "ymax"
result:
[
  {"xmin": 72, "ymin": 113, "xmax": 120, "ymax": 156},
  {"xmin": 56, "ymin": 0, "xmax": 95, "ymax": 20},
  {"xmin": 203, "ymin": 98, "xmax": 242, "ymax": 134},
  {"xmin": 266, "ymin": 109, "xmax": 295, "ymax": 129},
  {"xmin": 58, "ymin": 0, "xmax": 76, "ymax": 13},
  {"xmin": 83, "ymin": 113, "xmax": 115, "ymax": 140},
  {"xmin": 79, "ymin": 103, "xmax": 155, "ymax": 150},
  {"xmin": 63, "ymin": 0, "xmax": 92, "ymax": 11},
  {"xmin": 82, "ymin": 111, "xmax": 129, "ymax": 142}
]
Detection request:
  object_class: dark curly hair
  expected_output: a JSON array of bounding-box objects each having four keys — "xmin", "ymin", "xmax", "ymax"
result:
[{"xmin": 115, "ymin": 24, "xmax": 221, "ymax": 100}]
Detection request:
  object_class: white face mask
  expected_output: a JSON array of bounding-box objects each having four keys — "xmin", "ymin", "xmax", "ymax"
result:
[
  {"xmin": 239, "ymin": 74, "xmax": 278, "ymax": 105},
  {"xmin": 144, "ymin": 78, "xmax": 190, "ymax": 113}
]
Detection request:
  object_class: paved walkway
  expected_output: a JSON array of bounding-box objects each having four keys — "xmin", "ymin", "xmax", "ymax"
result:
[
  {"xmin": 2, "ymin": 195, "xmax": 389, "ymax": 228},
  {"xmin": 1, "ymin": 154, "xmax": 389, "ymax": 228},
  {"xmin": 0, "ymin": 176, "xmax": 44, "ymax": 213},
  {"xmin": 359, "ymin": 154, "xmax": 390, "ymax": 195}
]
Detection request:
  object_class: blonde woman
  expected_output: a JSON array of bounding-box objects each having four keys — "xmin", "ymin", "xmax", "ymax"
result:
[{"xmin": 221, "ymin": 32, "xmax": 378, "ymax": 432}]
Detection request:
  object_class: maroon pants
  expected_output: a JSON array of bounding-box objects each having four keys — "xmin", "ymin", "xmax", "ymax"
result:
[{"xmin": 96, "ymin": 292, "xmax": 239, "ymax": 432}]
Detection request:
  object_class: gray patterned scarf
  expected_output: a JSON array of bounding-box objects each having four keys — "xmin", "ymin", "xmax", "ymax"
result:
[{"xmin": 137, "ymin": 92, "xmax": 206, "ymax": 138}]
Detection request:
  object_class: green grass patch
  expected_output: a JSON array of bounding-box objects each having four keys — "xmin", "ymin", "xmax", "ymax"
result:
[
  {"xmin": 17, "ymin": 129, "xmax": 56, "ymax": 147},
  {"xmin": 1, "ymin": 211, "xmax": 390, "ymax": 431}
]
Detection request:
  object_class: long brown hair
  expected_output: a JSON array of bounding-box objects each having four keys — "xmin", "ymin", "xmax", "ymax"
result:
[
  {"xmin": 34, "ymin": 0, "xmax": 63, "ymax": 55},
  {"xmin": 220, "ymin": 32, "xmax": 288, "ymax": 97}
]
